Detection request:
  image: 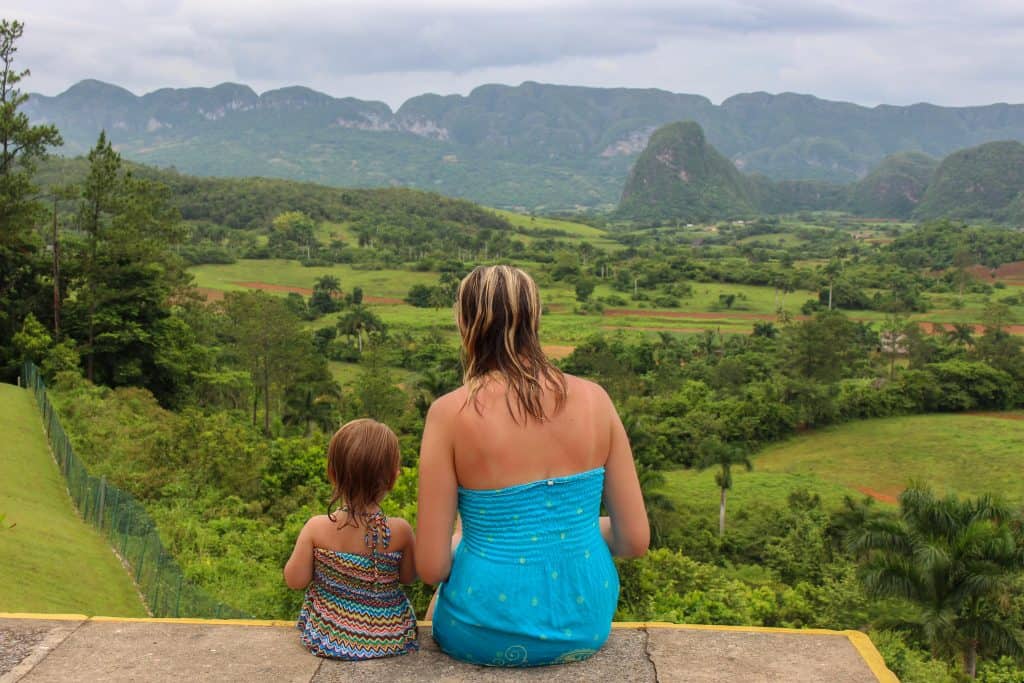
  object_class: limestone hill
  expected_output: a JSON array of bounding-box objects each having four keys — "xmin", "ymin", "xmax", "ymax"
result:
[
  {"xmin": 617, "ymin": 121, "xmax": 755, "ymax": 223},
  {"xmin": 915, "ymin": 140, "xmax": 1024, "ymax": 223},
  {"xmin": 847, "ymin": 152, "xmax": 938, "ymax": 218}
]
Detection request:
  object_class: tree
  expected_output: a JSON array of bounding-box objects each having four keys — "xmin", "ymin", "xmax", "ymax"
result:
[
  {"xmin": 269, "ymin": 211, "xmax": 316, "ymax": 258},
  {"xmin": 0, "ymin": 19, "xmax": 62, "ymax": 236},
  {"xmin": 65, "ymin": 133, "xmax": 185, "ymax": 390},
  {"xmin": 337, "ymin": 305, "xmax": 385, "ymax": 353},
  {"xmin": 0, "ymin": 20, "xmax": 62, "ymax": 379},
  {"xmin": 946, "ymin": 323, "xmax": 976, "ymax": 351},
  {"xmin": 282, "ymin": 363, "xmax": 341, "ymax": 436},
  {"xmin": 575, "ymin": 278, "xmax": 596, "ymax": 303},
  {"xmin": 309, "ymin": 274, "xmax": 341, "ymax": 316},
  {"xmin": 697, "ymin": 435, "xmax": 753, "ymax": 536},
  {"xmin": 846, "ymin": 486, "xmax": 1022, "ymax": 678},
  {"xmin": 220, "ymin": 290, "xmax": 310, "ymax": 435},
  {"xmin": 822, "ymin": 258, "xmax": 843, "ymax": 311}
]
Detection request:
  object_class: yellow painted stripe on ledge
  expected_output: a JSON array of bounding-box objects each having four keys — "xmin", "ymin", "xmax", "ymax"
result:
[
  {"xmin": 0, "ymin": 613, "xmax": 89, "ymax": 621},
  {"xmin": 844, "ymin": 630, "xmax": 899, "ymax": 683},
  {"xmin": 0, "ymin": 613, "xmax": 897, "ymax": 681},
  {"xmin": 89, "ymin": 616, "xmax": 295, "ymax": 627},
  {"xmin": 613, "ymin": 621, "xmax": 844, "ymax": 636}
]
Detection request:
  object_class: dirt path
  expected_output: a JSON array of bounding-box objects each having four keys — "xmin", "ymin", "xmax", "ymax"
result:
[
  {"xmin": 857, "ymin": 486, "xmax": 900, "ymax": 505},
  {"xmin": 542, "ymin": 344, "xmax": 576, "ymax": 359},
  {"xmin": 604, "ymin": 308, "xmax": 778, "ymax": 321},
  {"xmin": 966, "ymin": 411, "xmax": 1024, "ymax": 421},
  {"xmin": 196, "ymin": 282, "xmax": 404, "ymax": 305}
]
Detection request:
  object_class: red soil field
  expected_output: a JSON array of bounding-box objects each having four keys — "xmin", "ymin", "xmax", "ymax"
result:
[
  {"xmin": 966, "ymin": 411, "xmax": 1024, "ymax": 421},
  {"xmin": 196, "ymin": 282, "xmax": 404, "ymax": 305},
  {"xmin": 857, "ymin": 486, "xmax": 900, "ymax": 505},
  {"xmin": 604, "ymin": 309, "xmax": 777, "ymax": 321}
]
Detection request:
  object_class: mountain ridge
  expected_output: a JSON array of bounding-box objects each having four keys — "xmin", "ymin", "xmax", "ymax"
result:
[{"xmin": 27, "ymin": 79, "xmax": 1024, "ymax": 210}]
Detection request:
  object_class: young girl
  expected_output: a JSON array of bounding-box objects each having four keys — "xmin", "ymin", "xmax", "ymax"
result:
[{"xmin": 284, "ymin": 418, "xmax": 418, "ymax": 660}]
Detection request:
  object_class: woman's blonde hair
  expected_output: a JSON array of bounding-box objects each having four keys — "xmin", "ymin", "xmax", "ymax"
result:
[
  {"xmin": 455, "ymin": 265, "xmax": 567, "ymax": 423},
  {"xmin": 326, "ymin": 418, "xmax": 400, "ymax": 525}
]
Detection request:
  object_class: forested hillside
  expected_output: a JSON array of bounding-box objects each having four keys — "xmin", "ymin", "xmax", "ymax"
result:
[
  {"xmin": 914, "ymin": 141, "xmax": 1024, "ymax": 223},
  {"xmin": 26, "ymin": 79, "xmax": 1024, "ymax": 209},
  {"xmin": 617, "ymin": 122, "xmax": 1023, "ymax": 225}
]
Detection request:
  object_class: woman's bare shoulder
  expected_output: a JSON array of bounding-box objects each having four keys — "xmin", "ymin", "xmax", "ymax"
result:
[
  {"xmin": 426, "ymin": 386, "xmax": 467, "ymax": 419},
  {"xmin": 563, "ymin": 373, "xmax": 611, "ymax": 401}
]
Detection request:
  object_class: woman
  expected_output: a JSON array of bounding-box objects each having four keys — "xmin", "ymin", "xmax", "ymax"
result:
[{"xmin": 416, "ymin": 265, "xmax": 649, "ymax": 667}]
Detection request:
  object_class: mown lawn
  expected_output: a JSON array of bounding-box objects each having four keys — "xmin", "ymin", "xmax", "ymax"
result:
[
  {"xmin": 661, "ymin": 413, "xmax": 1024, "ymax": 520},
  {"xmin": 754, "ymin": 413, "xmax": 1024, "ymax": 505},
  {"xmin": 0, "ymin": 383, "xmax": 146, "ymax": 616}
]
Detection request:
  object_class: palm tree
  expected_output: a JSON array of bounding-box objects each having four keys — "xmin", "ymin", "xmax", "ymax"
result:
[
  {"xmin": 846, "ymin": 486, "xmax": 1022, "ymax": 678},
  {"xmin": 283, "ymin": 373, "xmax": 342, "ymax": 436},
  {"xmin": 697, "ymin": 436, "xmax": 753, "ymax": 536},
  {"xmin": 946, "ymin": 323, "xmax": 975, "ymax": 350},
  {"xmin": 823, "ymin": 258, "xmax": 843, "ymax": 310},
  {"xmin": 337, "ymin": 305, "xmax": 385, "ymax": 353}
]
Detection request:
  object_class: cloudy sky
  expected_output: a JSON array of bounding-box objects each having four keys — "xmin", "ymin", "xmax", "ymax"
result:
[{"xmin": 8, "ymin": 1, "xmax": 1024, "ymax": 109}]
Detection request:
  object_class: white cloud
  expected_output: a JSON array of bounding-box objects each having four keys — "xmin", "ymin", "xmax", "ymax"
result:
[{"xmin": 6, "ymin": 0, "xmax": 1023, "ymax": 108}]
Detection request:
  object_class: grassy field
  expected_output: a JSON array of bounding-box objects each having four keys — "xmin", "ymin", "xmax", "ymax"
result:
[
  {"xmin": 661, "ymin": 413, "xmax": 1024, "ymax": 519},
  {"xmin": 190, "ymin": 260, "xmax": 437, "ymax": 300},
  {"xmin": 0, "ymin": 383, "xmax": 146, "ymax": 616}
]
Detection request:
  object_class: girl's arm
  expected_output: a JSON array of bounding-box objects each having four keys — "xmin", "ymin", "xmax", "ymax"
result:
[
  {"xmin": 283, "ymin": 519, "xmax": 317, "ymax": 590},
  {"xmin": 391, "ymin": 518, "xmax": 418, "ymax": 585},
  {"xmin": 416, "ymin": 397, "xmax": 459, "ymax": 585},
  {"xmin": 600, "ymin": 391, "xmax": 650, "ymax": 558}
]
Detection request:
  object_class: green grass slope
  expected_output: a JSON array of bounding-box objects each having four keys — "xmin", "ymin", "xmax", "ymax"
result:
[
  {"xmin": 662, "ymin": 413, "xmax": 1024, "ymax": 517},
  {"xmin": 0, "ymin": 383, "xmax": 146, "ymax": 616}
]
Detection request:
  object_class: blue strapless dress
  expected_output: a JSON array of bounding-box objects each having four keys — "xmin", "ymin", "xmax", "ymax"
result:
[{"xmin": 431, "ymin": 467, "xmax": 619, "ymax": 667}]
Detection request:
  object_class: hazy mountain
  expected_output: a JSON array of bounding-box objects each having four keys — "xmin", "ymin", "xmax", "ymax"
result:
[
  {"xmin": 26, "ymin": 80, "xmax": 1024, "ymax": 210},
  {"xmin": 914, "ymin": 141, "xmax": 1024, "ymax": 223},
  {"xmin": 846, "ymin": 152, "xmax": 939, "ymax": 218}
]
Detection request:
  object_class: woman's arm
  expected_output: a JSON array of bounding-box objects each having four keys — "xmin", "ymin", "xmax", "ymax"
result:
[
  {"xmin": 600, "ymin": 392, "xmax": 650, "ymax": 558},
  {"xmin": 283, "ymin": 519, "xmax": 317, "ymax": 590},
  {"xmin": 415, "ymin": 397, "xmax": 460, "ymax": 585}
]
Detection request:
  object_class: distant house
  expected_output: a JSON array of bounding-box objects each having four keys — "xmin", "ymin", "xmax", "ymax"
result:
[{"xmin": 879, "ymin": 331, "xmax": 909, "ymax": 355}]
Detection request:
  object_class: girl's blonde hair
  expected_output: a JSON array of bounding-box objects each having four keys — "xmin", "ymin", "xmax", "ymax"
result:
[
  {"xmin": 455, "ymin": 265, "xmax": 567, "ymax": 423},
  {"xmin": 326, "ymin": 418, "xmax": 400, "ymax": 525}
]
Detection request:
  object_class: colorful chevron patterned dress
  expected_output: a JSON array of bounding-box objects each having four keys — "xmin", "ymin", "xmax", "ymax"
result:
[{"xmin": 297, "ymin": 547, "xmax": 418, "ymax": 659}]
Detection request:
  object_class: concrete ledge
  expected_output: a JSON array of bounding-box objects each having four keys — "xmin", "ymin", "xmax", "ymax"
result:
[{"xmin": 0, "ymin": 614, "xmax": 896, "ymax": 682}]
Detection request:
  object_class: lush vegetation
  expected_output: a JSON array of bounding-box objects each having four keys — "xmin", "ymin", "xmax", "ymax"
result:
[
  {"xmin": 4, "ymin": 20, "xmax": 1024, "ymax": 680},
  {"xmin": 915, "ymin": 141, "xmax": 1024, "ymax": 223}
]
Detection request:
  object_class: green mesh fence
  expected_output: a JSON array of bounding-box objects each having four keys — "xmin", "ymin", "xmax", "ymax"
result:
[{"xmin": 22, "ymin": 362, "xmax": 250, "ymax": 619}]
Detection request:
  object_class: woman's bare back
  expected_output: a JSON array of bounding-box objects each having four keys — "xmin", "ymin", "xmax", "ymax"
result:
[{"xmin": 444, "ymin": 374, "xmax": 612, "ymax": 490}]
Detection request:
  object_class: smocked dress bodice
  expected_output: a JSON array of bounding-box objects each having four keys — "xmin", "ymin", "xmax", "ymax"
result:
[
  {"xmin": 297, "ymin": 548, "xmax": 418, "ymax": 660},
  {"xmin": 431, "ymin": 467, "xmax": 619, "ymax": 667}
]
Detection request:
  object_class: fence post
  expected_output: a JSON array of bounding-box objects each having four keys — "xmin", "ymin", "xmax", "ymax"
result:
[
  {"xmin": 121, "ymin": 506, "xmax": 133, "ymax": 556},
  {"xmin": 152, "ymin": 556, "xmax": 162, "ymax": 616},
  {"xmin": 135, "ymin": 533, "xmax": 149, "ymax": 583},
  {"xmin": 175, "ymin": 574, "xmax": 183, "ymax": 618},
  {"xmin": 97, "ymin": 477, "xmax": 106, "ymax": 529}
]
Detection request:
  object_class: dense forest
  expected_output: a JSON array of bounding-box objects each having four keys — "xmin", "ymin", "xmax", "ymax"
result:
[{"xmin": 3, "ymin": 19, "xmax": 1024, "ymax": 682}]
